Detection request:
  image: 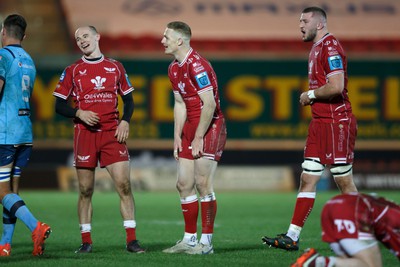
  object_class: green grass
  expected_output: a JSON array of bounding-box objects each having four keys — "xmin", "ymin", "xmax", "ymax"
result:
[{"xmin": 1, "ymin": 190, "xmax": 399, "ymax": 266}]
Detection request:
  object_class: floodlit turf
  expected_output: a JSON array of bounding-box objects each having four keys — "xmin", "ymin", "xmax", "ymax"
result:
[{"xmin": 1, "ymin": 190, "xmax": 399, "ymax": 266}]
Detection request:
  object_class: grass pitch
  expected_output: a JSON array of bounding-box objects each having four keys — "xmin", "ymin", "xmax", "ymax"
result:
[{"xmin": 1, "ymin": 190, "xmax": 399, "ymax": 267}]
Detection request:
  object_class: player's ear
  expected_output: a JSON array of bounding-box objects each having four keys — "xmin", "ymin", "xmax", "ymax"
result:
[{"xmin": 177, "ymin": 37, "xmax": 183, "ymax": 46}]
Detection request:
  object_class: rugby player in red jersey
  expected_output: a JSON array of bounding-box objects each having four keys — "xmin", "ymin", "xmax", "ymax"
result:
[
  {"xmin": 263, "ymin": 6, "xmax": 358, "ymax": 251},
  {"xmin": 53, "ymin": 26, "xmax": 144, "ymax": 253},
  {"xmin": 161, "ymin": 21, "xmax": 227, "ymax": 255},
  {"xmin": 292, "ymin": 193, "xmax": 400, "ymax": 266}
]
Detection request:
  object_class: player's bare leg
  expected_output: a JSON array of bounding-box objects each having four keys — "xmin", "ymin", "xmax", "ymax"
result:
[
  {"xmin": 163, "ymin": 158, "xmax": 198, "ymax": 253},
  {"xmin": 106, "ymin": 161, "xmax": 144, "ymax": 253},
  {"xmin": 75, "ymin": 168, "xmax": 95, "ymax": 253},
  {"xmin": 185, "ymin": 158, "xmax": 217, "ymax": 254}
]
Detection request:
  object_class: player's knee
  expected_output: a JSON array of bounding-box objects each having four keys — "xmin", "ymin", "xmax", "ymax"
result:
[
  {"xmin": 118, "ymin": 180, "xmax": 132, "ymax": 195},
  {"xmin": 176, "ymin": 180, "xmax": 192, "ymax": 193},
  {"xmin": 330, "ymin": 164, "xmax": 352, "ymax": 178},
  {"xmin": 79, "ymin": 186, "xmax": 94, "ymax": 198},
  {"xmin": 301, "ymin": 158, "xmax": 325, "ymax": 176}
]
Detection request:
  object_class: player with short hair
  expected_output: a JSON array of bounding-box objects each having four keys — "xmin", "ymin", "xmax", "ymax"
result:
[
  {"xmin": 292, "ymin": 193, "xmax": 400, "ymax": 266},
  {"xmin": 0, "ymin": 14, "xmax": 51, "ymax": 257},
  {"xmin": 53, "ymin": 25, "xmax": 144, "ymax": 253},
  {"xmin": 263, "ymin": 6, "xmax": 358, "ymax": 250},
  {"xmin": 161, "ymin": 21, "xmax": 227, "ymax": 255}
]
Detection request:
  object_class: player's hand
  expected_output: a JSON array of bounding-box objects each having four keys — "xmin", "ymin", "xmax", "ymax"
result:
[
  {"xmin": 115, "ymin": 120, "xmax": 129, "ymax": 143},
  {"xmin": 76, "ymin": 110, "xmax": 100, "ymax": 126},
  {"xmin": 191, "ymin": 136, "xmax": 203, "ymax": 159},
  {"xmin": 299, "ymin": 92, "xmax": 314, "ymax": 106},
  {"xmin": 173, "ymin": 137, "xmax": 182, "ymax": 161}
]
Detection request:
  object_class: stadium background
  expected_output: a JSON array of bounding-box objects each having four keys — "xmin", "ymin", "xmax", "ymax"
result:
[{"xmin": 1, "ymin": 0, "xmax": 400, "ymax": 192}]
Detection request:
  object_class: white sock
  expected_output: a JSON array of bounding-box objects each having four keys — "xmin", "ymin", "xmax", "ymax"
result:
[
  {"xmin": 123, "ymin": 220, "xmax": 136, "ymax": 229},
  {"xmin": 183, "ymin": 232, "xmax": 197, "ymax": 245},
  {"xmin": 287, "ymin": 224, "xmax": 302, "ymax": 241},
  {"xmin": 199, "ymin": 234, "xmax": 213, "ymax": 246},
  {"xmin": 79, "ymin": 223, "xmax": 91, "ymax": 233}
]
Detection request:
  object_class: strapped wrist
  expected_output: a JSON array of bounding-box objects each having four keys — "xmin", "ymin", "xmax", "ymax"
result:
[{"xmin": 307, "ymin": 90, "xmax": 316, "ymax": 100}]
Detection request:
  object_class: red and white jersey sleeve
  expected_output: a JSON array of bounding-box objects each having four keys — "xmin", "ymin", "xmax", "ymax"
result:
[
  {"xmin": 168, "ymin": 48, "xmax": 224, "ymax": 122},
  {"xmin": 53, "ymin": 56, "xmax": 134, "ymax": 131},
  {"xmin": 308, "ymin": 34, "xmax": 353, "ymax": 123}
]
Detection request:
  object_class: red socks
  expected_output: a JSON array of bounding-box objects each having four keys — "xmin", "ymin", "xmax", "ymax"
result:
[{"xmin": 291, "ymin": 193, "xmax": 316, "ymax": 227}]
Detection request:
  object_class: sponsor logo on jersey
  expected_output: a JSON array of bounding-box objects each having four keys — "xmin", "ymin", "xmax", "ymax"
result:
[
  {"xmin": 91, "ymin": 76, "xmax": 106, "ymax": 89},
  {"xmin": 195, "ymin": 72, "xmax": 211, "ymax": 89},
  {"xmin": 194, "ymin": 66, "xmax": 205, "ymax": 72},
  {"xmin": 84, "ymin": 92, "xmax": 113, "ymax": 100},
  {"xmin": 193, "ymin": 62, "xmax": 205, "ymax": 72},
  {"xmin": 60, "ymin": 70, "xmax": 66, "ymax": 81},
  {"xmin": 119, "ymin": 150, "xmax": 127, "ymax": 156},
  {"xmin": 104, "ymin": 67, "xmax": 116, "ymax": 73},
  {"xmin": 79, "ymin": 69, "xmax": 87, "ymax": 75},
  {"xmin": 178, "ymin": 81, "xmax": 186, "ymax": 94},
  {"xmin": 328, "ymin": 55, "xmax": 343, "ymax": 70},
  {"xmin": 125, "ymin": 73, "xmax": 132, "ymax": 87}
]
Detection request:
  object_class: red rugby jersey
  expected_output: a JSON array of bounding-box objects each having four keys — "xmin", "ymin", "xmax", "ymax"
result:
[
  {"xmin": 53, "ymin": 55, "xmax": 133, "ymax": 131},
  {"xmin": 308, "ymin": 34, "xmax": 353, "ymax": 123},
  {"xmin": 167, "ymin": 48, "xmax": 224, "ymax": 123}
]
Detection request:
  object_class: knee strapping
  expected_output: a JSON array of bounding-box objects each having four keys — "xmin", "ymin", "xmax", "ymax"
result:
[
  {"xmin": 0, "ymin": 168, "xmax": 12, "ymax": 183},
  {"xmin": 301, "ymin": 158, "xmax": 325, "ymax": 176},
  {"xmin": 330, "ymin": 164, "xmax": 353, "ymax": 178}
]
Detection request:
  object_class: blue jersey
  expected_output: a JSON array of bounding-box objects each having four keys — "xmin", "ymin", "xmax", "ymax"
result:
[{"xmin": 0, "ymin": 45, "xmax": 36, "ymax": 144}]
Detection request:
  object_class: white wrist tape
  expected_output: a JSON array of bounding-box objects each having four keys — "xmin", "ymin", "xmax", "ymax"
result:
[{"xmin": 307, "ymin": 90, "xmax": 316, "ymax": 99}]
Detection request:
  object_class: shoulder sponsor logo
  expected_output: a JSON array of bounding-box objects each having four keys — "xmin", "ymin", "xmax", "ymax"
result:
[
  {"xmin": 328, "ymin": 55, "xmax": 343, "ymax": 70},
  {"xmin": 91, "ymin": 76, "xmax": 106, "ymax": 89},
  {"xmin": 194, "ymin": 66, "xmax": 205, "ymax": 72},
  {"xmin": 314, "ymin": 51, "xmax": 319, "ymax": 57},
  {"xmin": 193, "ymin": 62, "xmax": 205, "ymax": 72},
  {"xmin": 195, "ymin": 71, "xmax": 211, "ymax": 89}
]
